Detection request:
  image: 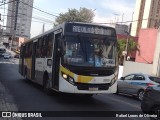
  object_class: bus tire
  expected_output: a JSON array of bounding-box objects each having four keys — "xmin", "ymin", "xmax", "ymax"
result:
[{"xmin": 43, "ymin": 74, "xmax": 52, "ymax": 95}]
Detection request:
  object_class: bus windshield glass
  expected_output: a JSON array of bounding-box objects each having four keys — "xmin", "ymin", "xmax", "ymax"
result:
[{"xmin": 62, "ymin": 35, "xmax": 116, "ymax": 67}]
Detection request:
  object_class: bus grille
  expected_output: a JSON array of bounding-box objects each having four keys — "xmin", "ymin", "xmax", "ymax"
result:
[
  {"xmin": 75, "ymin": 83, "xmax": 110, "ymax": 90},
  {"xmin": 74, "ymin": 70, "xmax": 114, "ymax": 76}
]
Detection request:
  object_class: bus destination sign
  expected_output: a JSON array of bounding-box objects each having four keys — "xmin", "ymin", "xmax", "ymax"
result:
[{"xmin": 72, "ymin": 25, "xmax": 114, "ymax": 35}]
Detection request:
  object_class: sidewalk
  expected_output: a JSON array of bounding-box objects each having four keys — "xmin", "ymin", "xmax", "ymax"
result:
[{"xmin": 0, "ymin": 81, "xmax": 22, "ymax": 120}]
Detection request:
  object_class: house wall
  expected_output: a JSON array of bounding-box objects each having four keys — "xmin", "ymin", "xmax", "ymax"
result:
[
  {"xmin": 123, "ymin": 61, "xmax": 153, "ymax": 76},
  {"xmin": 135, "ymin": 28, "xmax": 158, "ymax": 63}
]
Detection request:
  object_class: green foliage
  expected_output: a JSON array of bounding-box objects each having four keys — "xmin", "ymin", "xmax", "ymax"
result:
[
  {"xmin": 117, "ymin": 38, "xmax": 139, "ymax": 65},
  {"xmin": 54, "ymin": 7, "xmax": 95, "ymax": 26}
]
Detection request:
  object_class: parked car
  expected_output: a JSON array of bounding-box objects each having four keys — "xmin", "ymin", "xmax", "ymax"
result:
[
  {"xmin": 3, "ymin": 53, "xmax": 11, "ymax": 59},
  {"xmin": 141, "ymin": 85, "xmax": 160, "ymax": 120},
  {"xmin": 117, "ymin": 73, "xmax": 160, "ymax": 100},
  {"xmin": 0, "ymin": 48, "xmax": 6, "ymax": 54},
  {"xmin": 0, "ymin": 48, "xmax": 6, "ymax": 57}
]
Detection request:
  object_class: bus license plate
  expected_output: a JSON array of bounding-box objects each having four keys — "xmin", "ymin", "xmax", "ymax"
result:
[{"xmin": 89, "ymin": 87, "xmax": 98, "ymax": 91}]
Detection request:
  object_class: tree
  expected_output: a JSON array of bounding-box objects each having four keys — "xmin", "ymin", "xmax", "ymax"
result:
[
  {"xmin": 117, "ymin": 38, "xmax": 139, "ymax": 65},
  {"xmin": 54, "ymin": 7, "xmax": 95, "ymax": 26}
]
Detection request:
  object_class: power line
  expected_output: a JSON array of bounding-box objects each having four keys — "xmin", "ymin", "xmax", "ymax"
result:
[
  {"xmin": 2, "ymin": 14, "xmax": 54, "ymax": 24},
  {"xmin": 95, "ymin": 19, "xmax": 148, "ymax": 24},
  {"xmin": 0, "ymin": 0, "xmax": 15, "ymax": 7},
  {"xmin": 0, "ymin": 1, "xmax": 154, "ymax": 31},
  {"xmin": 2, "ymin": 17, "xmax": 53, "ymax": 25},
  {"xmin": 32, "ymin": 10, "xmax": 56, "ymax": 20},
  {"xmin": 0, "ymin": 7, "xmax": 55, "ymax": 23},
  {"xmin": 0, "ymin": 0, "xmax": 58, "ymax": 23},
  {"xmin": 3, "ymin": 12, "xmax": 151, "ymax": 29},
  {"xmin": 1, "ymin": 7, "xmax": 54, "ymax": 23},
  {"xmin": 19, "ymin": 1, "xmax": 58, "ymax": 18},
  {"xmin": 33, "ymin": 5, "xmax": 59, "ymax": 16}
]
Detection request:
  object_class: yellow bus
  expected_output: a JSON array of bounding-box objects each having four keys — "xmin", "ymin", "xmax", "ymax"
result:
[{"xmin": 19, "ymin": 22, "xmax": 118, "ymax": 96}]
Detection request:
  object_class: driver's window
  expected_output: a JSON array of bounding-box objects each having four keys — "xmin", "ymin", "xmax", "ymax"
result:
[
  {"xmin": 65, "ymin": 43, "xmax": 73, "ymax": 57},
  {"xmin": 124, "ymin": 75, "xmax": 135, "ymax": 81}
]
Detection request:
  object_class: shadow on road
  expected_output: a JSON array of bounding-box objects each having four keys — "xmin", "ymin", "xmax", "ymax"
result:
[
  {"xmin": 115, "ymin": 93, "xmax": 140, "ymax": 101},
  {"xmin": 23, "ymin": 79, "xmax": 112, "ymax": 107}
]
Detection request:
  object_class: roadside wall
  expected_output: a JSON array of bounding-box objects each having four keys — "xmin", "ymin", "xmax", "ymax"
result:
[
  {"xmin": 135, "ymin": 29, "xmax": 158, "ymax": 64},
  {"xmin": 152, "ymin": 29, "xmax": 160, "ymax": 77},
  {"xmin": 122, "ymin": 61, "xmax": 153, "ymax": 76},
  {"xmin": 118, "ymin": 66, "xmax": 123, "ymax": 79}
]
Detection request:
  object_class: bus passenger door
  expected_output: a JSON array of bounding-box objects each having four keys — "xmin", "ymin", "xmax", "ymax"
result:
[
  {"xmin": 31, "ymin": 41, "xmax": 37, "ymax": 80},
  {"xmin": 52, "ymin": 31, "xmax": 62, "ymax": 90}
]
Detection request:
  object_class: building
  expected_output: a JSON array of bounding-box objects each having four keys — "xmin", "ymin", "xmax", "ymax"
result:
[
  {"xmin": 131, "ymin": 0, "xmax": 160, "ymax": 36},
  {"xmin": 135, "ymin": 28, "xmax": 158, "ymax": 64},
  {"xmin": 6, "ymin": 0, "xmax": 34, "ymax": 39},
  {"xmin": 152, "ymin": 29, "xmax": 160, "ymax": 76},
  {"xmin": 108, "ymin": 23, "xmax": 129, "ymax": 35}
]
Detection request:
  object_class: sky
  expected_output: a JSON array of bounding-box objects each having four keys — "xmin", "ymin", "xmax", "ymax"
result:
[
  {"xmin": 1, "ymin": 0, "xmax": 136, "ymax": 38},
  {"xmin": 30, "ymin": 0, "xmax": 136, "ymax": 38}
]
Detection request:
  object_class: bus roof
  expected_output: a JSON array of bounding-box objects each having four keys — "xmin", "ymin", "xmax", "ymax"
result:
[{"xmin": 21, "ymin": 22, "xmax": 115, "ymax": 45}]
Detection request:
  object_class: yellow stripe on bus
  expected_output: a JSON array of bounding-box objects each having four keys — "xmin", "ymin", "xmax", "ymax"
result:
[
  {"xmin": 24, "ymin": 58, "xmax": 32, "ymax": 69},
  {"xmin": 60, "ymin": 66, "xmax": 74, "ymax": 78},
  {"xmin": 77, "ymin": 76, "xmax": 93, "ymax": 83},
  {"xmin": 24, "ymin": 58, "xmax": 32, "ymax": 78},
  {"xmin": 60, "ymin": 65, "xmax": 93, "ymax": 83}
]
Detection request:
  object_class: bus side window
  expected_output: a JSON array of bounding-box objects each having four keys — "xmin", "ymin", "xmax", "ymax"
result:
[
  {"xmin": 41, "ymin": 37, "xmax": 45, "ymax": 58},
  {"xmin": 36, "ymin": 39, "xmax": 41, "ymax": 58},
  {"xmin": 39, "ymin": 38, "xmax": 43, "ymax": 58},
  {"xmin": 42, "ymin": 35, "xmax": 48, "ymax": 58},
  {"xmin": 28, "ymin": 43, "xmax": 32, "ymax": 57},
  {"xmin": 24, "ymin": 44, "xmax": 28, "ymax": 58},
  {"xmin": 46, "ymin": 33, "xmax": 53, "ymax": 58}
]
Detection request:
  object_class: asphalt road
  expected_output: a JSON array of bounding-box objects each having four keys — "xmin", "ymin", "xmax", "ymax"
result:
[{"xmin": 0, "ymin": 58, "xmax": 149, "ymax": 120}]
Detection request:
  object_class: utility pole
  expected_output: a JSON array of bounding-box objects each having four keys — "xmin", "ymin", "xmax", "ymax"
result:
[
  {"xmin": 122, "ymin": 13, "xmax": 124, "ymax": 24},
  {"xmin": 42, "ymin": 23, "xmax": 45, "ymax": 33},
  {"xmin": 123, "ymin": 23, "xmax": 132, "ymax": 65}
]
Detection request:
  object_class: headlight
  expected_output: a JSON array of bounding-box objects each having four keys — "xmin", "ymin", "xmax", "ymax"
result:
[
  {"xmin": 61, "ymin": 72, "xmax": 75, "ymax": 85},
  {"xmin": 62, "ymin": 74, "xmax": 68, "ymax": 79}
]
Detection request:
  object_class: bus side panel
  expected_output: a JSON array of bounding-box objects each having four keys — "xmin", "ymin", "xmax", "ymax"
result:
[
  {"xmin": 24, "ymin": 58, "xmax": 32, "ymax": 79},
  {"xmin": 34, "ymin": 58, "xmax": 45, "ymax": 85},
  {"xmin": 19, "ymin": 58, "xmax": 22, "ymax": 75}
]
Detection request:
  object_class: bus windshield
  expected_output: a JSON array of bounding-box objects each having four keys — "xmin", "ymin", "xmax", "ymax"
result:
[{"xmin": 62, "ymin": 35, "xmax": 116, "ymax": 67}]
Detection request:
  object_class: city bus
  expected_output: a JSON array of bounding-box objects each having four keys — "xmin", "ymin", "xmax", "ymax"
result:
[{"xmin": 19, "ymin": 22, "xmax": 118, "ymax": 96}]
